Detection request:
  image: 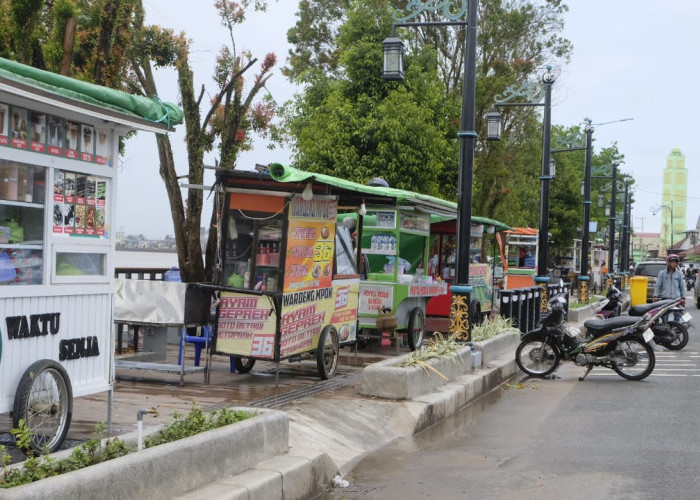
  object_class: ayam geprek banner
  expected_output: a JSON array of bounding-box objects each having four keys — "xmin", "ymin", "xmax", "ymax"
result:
[
  {"xmin": 215, "ymin": 292, "xmax": 277, "ymax": 359},
  {"xmin": 279, "ymin": 283, "xmax": 358, "ymax": 358},
  {"xmin": 283, "ymin": 196, "xmax": 337, "ymax": 292}
]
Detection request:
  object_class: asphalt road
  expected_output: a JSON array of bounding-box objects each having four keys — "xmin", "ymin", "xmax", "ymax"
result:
[{"xmin": 333, "ymin": 294, "xmax": 700, "ymax": 500}]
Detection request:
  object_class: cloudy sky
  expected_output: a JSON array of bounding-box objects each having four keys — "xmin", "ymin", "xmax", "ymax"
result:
[{"xmin": 119, "ymin": 1, "xmax": 700, "ymax": 240}]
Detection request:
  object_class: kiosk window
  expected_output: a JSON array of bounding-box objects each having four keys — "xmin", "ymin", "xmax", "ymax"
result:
[
  {"xmin": 335, "ymin": 224, "xmax": 357, "ymax": 276},
  {"xmin": 55, "ymin": 251, "xmax": 106, "ymax": 278},
  {"xmin": 0, "ymin": 160, "xmax": 46, "ymax": 285}
]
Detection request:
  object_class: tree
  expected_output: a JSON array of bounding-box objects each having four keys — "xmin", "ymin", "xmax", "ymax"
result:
[
  {"xmin": 282, "ymin": 0, "xmax": 455, "ymax": 195},
  {"xmin": 127, "ymin": 0, "xmax": 278, "ymax": 282},
  {"xmin": 283, "ymin": 0, "xmax": 573, "ymax": 261}
]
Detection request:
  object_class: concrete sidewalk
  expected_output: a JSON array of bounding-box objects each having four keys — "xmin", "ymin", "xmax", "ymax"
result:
[{"xmin": 1, "ymin": 339, "xmax": 520, "ymax": 499}]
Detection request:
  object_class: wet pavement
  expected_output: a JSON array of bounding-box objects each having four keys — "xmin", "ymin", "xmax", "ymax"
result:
[{"xmin": 0, "ymin": 340, "xmax": 401, "ymax": 464}]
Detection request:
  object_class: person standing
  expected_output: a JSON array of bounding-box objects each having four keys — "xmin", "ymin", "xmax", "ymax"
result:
[{"xmin": 654, "ymin": 254, "xmax": 685, "ymax": 300}]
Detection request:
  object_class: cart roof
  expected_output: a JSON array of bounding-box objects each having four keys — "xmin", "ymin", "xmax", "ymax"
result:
[
  {"xmin": 263, "ymin": 163, "xmax": 510, "ymax": 230},
  {"xmin": 0, "ymin": 57, "xmax": 183, "ymax": 133}
]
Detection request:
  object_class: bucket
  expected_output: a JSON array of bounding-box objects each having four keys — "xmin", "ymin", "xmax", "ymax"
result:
[{"xmin": 164, "ymin": 266, "xmax": 181, "ymax": 282}]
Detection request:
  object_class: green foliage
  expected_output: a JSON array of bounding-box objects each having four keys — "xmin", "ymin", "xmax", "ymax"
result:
[
  {"xmin": 144, "ymin": 405, "xmax": 253, "ymax": 448},
  {"xmin": 394, "ymin": 332, "xmax": 463, "ymax": 368},
  {"xmin": 470, "ymin": 316, "xmax": 515, "ymax": 342},
  {"xmin": 0, "ymin": 407, "xmax": 253, "ymax": 489}
]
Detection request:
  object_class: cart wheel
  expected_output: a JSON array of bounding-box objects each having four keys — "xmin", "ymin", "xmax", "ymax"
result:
[
  {"xmin": 407, "ymin": 307, "xmax": 425, "ymax": 351},
  {"xmin": 470, "ymin": 300, "xmax": 483, "ymax": 327},
  {"xmin": 13, "ymin": 359, "xmax": 72, "ymax": 455},
  {"xmin": 317, "ymin": 326, "xmax": 339, "ymax": 380},
  {"xmin": 232, "ymin": 357, "xmax": 256, "ymax": 373}
]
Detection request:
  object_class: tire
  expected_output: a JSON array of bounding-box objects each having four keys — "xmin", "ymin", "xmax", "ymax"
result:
[
  {"xmin": 695, "ymin": 287, "xmax": 700, "ymax": 309},
  {"xmin": 611, "ymin": 338, "xmax": 655, "ymax": 381},
  {"xmin": 232, "ymin": 357, "xmax": 256, "ymax": 373},
  {"xmin": 515, "ymin": 338, "xmax": 560, "ymax": 377},
  {"xmin": 664, "ymin": 321, "xmax": 689, "ymax": 351},
  {"xmin": 13, "ymin": 359, "xmax": 72, "ymax": 454},
  {"xmin": 406, "ymin": 307, "xmax": 425, "ymax": 351},
  {"xmin": 470, "ymin": 300, "xmax": 483, "ymax": 327},
  {"xmin": 317, "ymin": 326, "xmax": 339, "ymax": 380}
]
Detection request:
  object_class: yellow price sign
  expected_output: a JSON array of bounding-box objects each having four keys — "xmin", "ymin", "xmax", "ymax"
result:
[{"xmin": 314, "ymin": 241, "xmax": 333, "ymax": 262}]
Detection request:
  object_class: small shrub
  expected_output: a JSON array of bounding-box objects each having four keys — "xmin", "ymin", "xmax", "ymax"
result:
[
  {"xmin": 1, "ymin": 406, "xmax": 254, "ymax": 489},
  {"xmin": 470, "ymin": 316, "xmax": 515, "ymax": 342},
  {"xmin": 394, "ymin": 333, "xmax": 462, "ymax": 368}
]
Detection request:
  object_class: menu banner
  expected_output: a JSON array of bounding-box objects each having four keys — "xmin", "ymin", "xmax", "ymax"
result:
[
  {"xmin": 0, "ymin": 101, "xmax": 112, "ymax": 166},
  {"xmin": 283, "ymin": 196, "xmax": 338, "ymax": 292},
  {"xmin": 215, "ymin": 293, "xmax": 277, "ymax": 358},
  {"xmin": 52, "ymin": 169, "xmax": 108, "ymax": 238},
  {"xmin": 279, "ymin": 283, "xmax": 358, "ymax": 357}
]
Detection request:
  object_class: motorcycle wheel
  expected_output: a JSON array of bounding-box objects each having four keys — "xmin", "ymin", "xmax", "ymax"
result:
[
  {"xmin": 611, "ymin": 338, "xmax": 655, "ymax": 381},
  {"xmin": 515, "ymin": 339, "xmax": 560, "ymax": 377},
  {"xmin": 664, "ymin": 321, "xmax": 689, "ymax": 351}
]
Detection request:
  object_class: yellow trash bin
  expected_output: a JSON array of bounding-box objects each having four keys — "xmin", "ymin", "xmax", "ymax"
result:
[{"xmin": 629, "ymin": 276, "xmax": 648, "ymax": 307}]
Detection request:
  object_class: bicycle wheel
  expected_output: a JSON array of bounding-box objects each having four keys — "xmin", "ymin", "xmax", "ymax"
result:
[
  {"xmin": 317, "ymin": 326, "xmax": 339, "ymax": 380},
  {"xmin": 13, "ymin": 359, "xmax": 73, "ymax": 454},
  {"xmin": 611, "ymin": 338, "xmax": 655, "ymax": 381},
  {"xmin": 515, "ymin": 338, "xmax": 560, "ymax": 377},
  {"xmin": 232, "ymin": 357, "xmax": 256, "ymax": 373}
]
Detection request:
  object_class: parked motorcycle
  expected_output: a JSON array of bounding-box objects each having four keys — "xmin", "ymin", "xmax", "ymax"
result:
[
  {"xmin": 592, "ymin": 286, "xmax": 623, "ymax": 320},
  {"xmin": 516, "ymin": 295, "xmax": 655, "ymax": 382},
  {"xmin": 627, "ymin": 298, "xmax": 690, "ymax": 350}
]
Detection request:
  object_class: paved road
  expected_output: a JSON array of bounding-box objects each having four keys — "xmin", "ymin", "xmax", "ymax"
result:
[{"xmin": 332, "ymin": 296, "xmax": 700, "ymax": 499}]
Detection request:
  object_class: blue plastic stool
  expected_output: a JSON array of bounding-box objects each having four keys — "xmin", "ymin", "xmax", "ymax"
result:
[{"xmin": 178, "ymin": 325, "xmax": 236, "ymax": 373}]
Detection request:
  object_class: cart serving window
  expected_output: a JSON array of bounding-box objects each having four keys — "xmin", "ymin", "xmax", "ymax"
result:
[{"xmin": 0, "ymin": 58, "xmax": 182, "ymax": 454}]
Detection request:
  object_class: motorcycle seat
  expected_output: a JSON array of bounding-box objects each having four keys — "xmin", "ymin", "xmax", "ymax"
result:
[
  {"xmin": 584, "ymin": 316, "xmax": 639, "ymax": 337},
  {"xmin": 628, "ymin": 299, "xmax": 675, "ymax": 317}
]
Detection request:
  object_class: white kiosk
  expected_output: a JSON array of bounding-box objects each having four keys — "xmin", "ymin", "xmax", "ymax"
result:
[{"xmin": 0, "ymin": 58, "xmax": 182, "ymax": 453}]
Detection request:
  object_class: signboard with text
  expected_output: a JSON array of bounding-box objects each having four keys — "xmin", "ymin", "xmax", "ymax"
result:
[
  {"xmin": 215, "ymin": 293, "xmax": 277, "ymax": 359},
  {"xmin": 283, "ymin": 196, "xmax": 337, "ymax": 292}
]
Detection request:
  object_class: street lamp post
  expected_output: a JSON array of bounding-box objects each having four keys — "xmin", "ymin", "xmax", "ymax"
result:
[
  {"xmin": 486, "ymin": 66, "xmax": 555, "ymax": 311},
  {"xmin": 579, "ymin": 119, "xmax": 594, "ymax": 303},
  {"xmin": 383, "ymin": 0, "xmax": 478, "ymax": 341},
  {"xmin": 620, "ymin": 180, "xmax": 631, "ymax": 287},
  {"xmin": 606, "ymin": 157, "xmax": 620, "ymax": 288}
]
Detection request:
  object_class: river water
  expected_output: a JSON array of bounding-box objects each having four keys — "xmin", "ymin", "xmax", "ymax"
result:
[{"xmin": 114, "ymin": 250, "xmax": 179, "ymax": 269}]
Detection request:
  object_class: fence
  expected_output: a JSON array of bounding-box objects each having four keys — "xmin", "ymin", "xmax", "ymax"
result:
[{"xmin": 498, "ymin": 283, "xmax": 571, "ymax": 334}]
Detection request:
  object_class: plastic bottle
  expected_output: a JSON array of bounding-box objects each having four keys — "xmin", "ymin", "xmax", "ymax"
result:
[{"xmin": 243, "ymin": 259, "xmax": 251, "ymax": 288}]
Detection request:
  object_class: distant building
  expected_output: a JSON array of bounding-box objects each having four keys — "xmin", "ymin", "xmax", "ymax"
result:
[
  {"xmin": 631, "ymin": 232, "xmax": 660, "ymax": 262},
  {"xmin": 660, "ymin": 148, "xmax": 687, "ymax": 255}
]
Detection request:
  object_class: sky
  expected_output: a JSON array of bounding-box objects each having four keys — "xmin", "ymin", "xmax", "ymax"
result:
[{"xmin": 118, "ymin": 1, "xmax": 700, "ymax": 240}]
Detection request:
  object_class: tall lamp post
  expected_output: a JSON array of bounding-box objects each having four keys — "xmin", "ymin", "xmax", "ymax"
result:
[
  {"xmin": 620, "ymin": 179, "xmax": 632, "ymax": 287},
  {"xmin": 383, "ymin": 0, "xmax": 478, "ymax": 340},
  {"xmin": 607, "ymin": 157, "xmax": 620, "ymax": 276},
  {"xmin": 485, "ymin": 66, "xmax": 555, "ymax": 312}
]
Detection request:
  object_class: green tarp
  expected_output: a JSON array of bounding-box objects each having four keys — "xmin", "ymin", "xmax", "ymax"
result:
[
  {"xmin": 269, "ymin": 163, "xmax": 511, "ymax": 231},
  {"xmin": 0, "ymin": 57, "xmax": 183, "ymax": 127}
]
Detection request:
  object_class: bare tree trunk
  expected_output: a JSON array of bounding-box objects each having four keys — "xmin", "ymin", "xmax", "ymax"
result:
[{"xmin": 60, "ymin": 17, "xmax": 77, "ymax": 75}]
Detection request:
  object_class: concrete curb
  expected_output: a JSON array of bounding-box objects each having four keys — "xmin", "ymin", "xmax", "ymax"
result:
[
  {"xmin": 359, "ymin": 346, "xmax": 472, "ymax": 400},
  {"xmin": 1, "ymin": 408, "xmax": 289, "ymax": 500}
]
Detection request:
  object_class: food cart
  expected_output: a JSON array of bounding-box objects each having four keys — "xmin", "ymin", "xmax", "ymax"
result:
[
  {"xmin": 496, "ymin": 227, "xmax": 539, "ymax": 289},
  {"xmin": 206, "ymin": 164, "xmax": 459, "ymax": 377},
  {"xmin": 0, "ymin": 58, "xmax": 181, "ymax": 453},
  {"xmin": 425, "ymin": 215, "xmax": 511, "ymax": 332}
]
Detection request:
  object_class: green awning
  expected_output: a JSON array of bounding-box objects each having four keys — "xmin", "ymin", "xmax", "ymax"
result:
[
  {"xmin": 269, "ymin": 163, "xmax": 511, "ymax": 231},
  {"xmin": 0, "ymin": 57, "xmax": 183, "ymax": 129}
]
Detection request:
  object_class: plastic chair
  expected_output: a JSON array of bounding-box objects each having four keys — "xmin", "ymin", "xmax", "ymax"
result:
[{"xmin": 177, "ymin": 325, "xmax": 236, "ymax": 373}]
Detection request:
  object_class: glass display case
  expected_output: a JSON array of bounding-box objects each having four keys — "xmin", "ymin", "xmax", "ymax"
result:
[{"xmin": 0, "ymin": 160, "xmax": 45, "ymax": 285}]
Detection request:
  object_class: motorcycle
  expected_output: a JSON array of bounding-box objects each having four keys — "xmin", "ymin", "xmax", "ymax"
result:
[
  {"xmin": 516, "ymin": 294, "xmax": 656, "ymax": 382},
  {"xmin": 686, "ymin": 275, "xmax": 696, "ymax": 292},
  {"xmin": 592, "ymin": 286, "xmax": 623, "ymax": 320},
  {"xmin": 627, "ymin": 297, "xmax": 691, "ymax": 350}
]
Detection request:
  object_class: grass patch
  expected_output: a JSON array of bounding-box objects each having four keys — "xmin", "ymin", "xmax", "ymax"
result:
[
  {"xmin": 1, "ymin": 406, "xmax": 253, "ymax": 489},
  {"xmin": 470, "ymin": 316, "xmax": 515, "ymax": 342}
]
